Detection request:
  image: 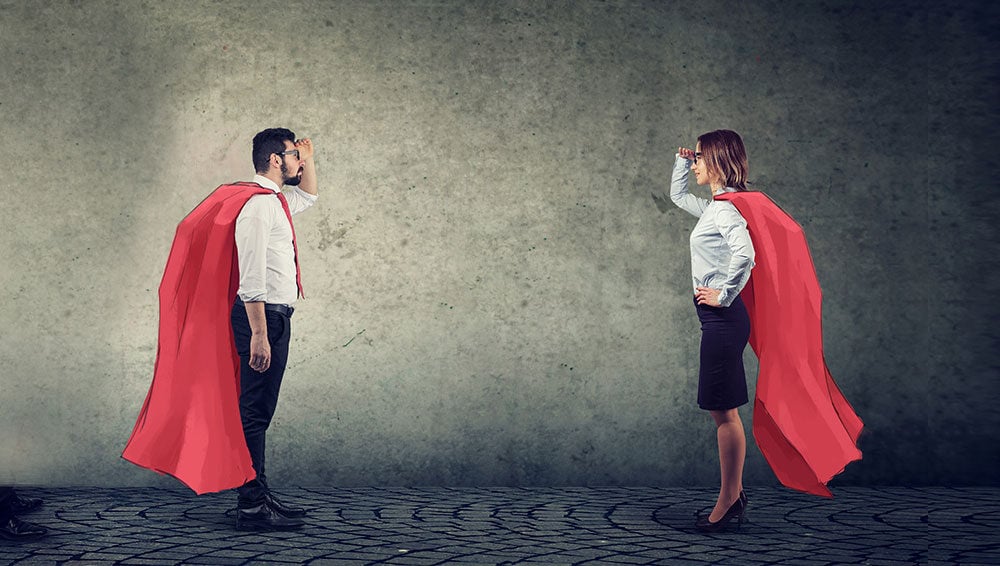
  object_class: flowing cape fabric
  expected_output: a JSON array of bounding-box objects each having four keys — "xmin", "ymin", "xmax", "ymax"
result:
[
  {"xmin": 716, "ymin": 192, "xmax": 863, "ymax": 497},
  {"xmin": 122, "ymin": 183, "xmax": 273, "ymax": 495}
]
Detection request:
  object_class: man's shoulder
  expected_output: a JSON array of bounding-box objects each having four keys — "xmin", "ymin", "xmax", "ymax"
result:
[
  {"xmin": 237, "ymin": 191, "xmax": 281, "ymax": 219},
  {"xmin": 203, "ymin": 182, "xmax": 272, "ymax": 203},
  {"xmin": 245, "ymin": 191, "xmax": 279, "ymax": 201}
]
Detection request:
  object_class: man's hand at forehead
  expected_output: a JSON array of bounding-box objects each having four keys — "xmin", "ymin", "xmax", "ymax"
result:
[{"xmin": 294, "ymin": 138, "xmax": 314, "ymax": 161}]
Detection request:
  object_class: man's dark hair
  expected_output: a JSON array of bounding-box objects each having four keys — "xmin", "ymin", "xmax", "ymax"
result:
[{"xmin": 252, "ymin": 128, "xmax": 296, "ymax": 174}]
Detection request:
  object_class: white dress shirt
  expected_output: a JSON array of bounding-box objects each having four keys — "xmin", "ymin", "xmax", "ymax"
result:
[
  {"xmin": 235, "ymin": 175, "xmax": 318, "ymax": 306},
  {"xmin": 670, "ymin": 155, "xmax": 755, "ymax": 307}
]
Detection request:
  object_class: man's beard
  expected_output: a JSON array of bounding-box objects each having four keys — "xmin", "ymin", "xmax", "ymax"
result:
[{"xmin": 281, "ymin": 161, "xmax": 303, "ymax": 186}]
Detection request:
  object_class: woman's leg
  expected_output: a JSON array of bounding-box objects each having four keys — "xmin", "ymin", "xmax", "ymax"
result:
[{"xmin": 708, "ymin": 408, "xmax": 745, "ymax": 521}]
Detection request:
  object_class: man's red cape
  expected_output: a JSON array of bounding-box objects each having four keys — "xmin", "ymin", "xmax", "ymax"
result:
[
  {"xmin": 122, "ymin": 182, "xmax": 273, "ymax": 495},
  {"xmin": 716, "ymin": 191, "xmax": 863, "ymax": 497}
]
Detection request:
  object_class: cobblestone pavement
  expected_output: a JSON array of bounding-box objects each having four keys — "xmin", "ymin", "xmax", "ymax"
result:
[{"xmin": 0, "ymin": 487, "xmax": 997, "ymax": 565}]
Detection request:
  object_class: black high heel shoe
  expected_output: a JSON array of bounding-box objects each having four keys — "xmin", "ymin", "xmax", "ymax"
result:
[{"xmin": 696, "ymin": 495, "xmax": 747, "ymax": 532}]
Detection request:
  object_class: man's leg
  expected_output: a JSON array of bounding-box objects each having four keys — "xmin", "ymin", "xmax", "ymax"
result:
[
  {"xmin": 232, "ymin": 306, "xmax": 291, "ymax": 497},
  {"xmin": 231, "ymin": 304, "xmax": 305, "ymax": 530}
]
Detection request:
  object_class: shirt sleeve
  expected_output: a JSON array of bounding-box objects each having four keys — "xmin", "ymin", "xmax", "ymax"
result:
[
  {"xmin": 284, "ymin": 186, "xmax": 318, "ymax": 216},
  {"xmin": 714, "ymin": 202, "xmax": 755, "ymax": 307},
  {"xmin": 670, "ymin": 154, "xmax": 710, "ymax": 218},
  {"xmin": 234, "ymin": 196, "xmax": 272, "ymax": 303}
]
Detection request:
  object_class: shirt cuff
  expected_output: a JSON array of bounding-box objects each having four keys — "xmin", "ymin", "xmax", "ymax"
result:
[
  {"xmin": 238, "ymin": 290, "xmax": 267, "ymax": 303},
  {"xmin": 717, "ymin": 289, "xmax": 730, "ymax": 307}
]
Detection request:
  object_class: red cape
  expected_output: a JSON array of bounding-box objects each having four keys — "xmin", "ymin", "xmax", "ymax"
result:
[
  {"xmin": 122, "ymin": 182, "xmax": 273, "ymax": 495},
  {"xmin": 716, "ymin": 192, "xmax": 863, "ymax": 497}
]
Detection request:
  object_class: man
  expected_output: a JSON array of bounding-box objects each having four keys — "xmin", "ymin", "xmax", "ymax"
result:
[
  {"xmin": 0, "ymin": 488, "xmax": 46, "ymax": 541},
  {"xmin": 231, "ymin": 128, "xmax": 317, "ymax": 530},
  {"xmin": 122, "ymin": 128, "xmax": 318, "ymax": 531}
]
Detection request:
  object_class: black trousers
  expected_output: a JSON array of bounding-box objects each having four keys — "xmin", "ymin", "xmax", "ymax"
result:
[
  {"xmin": 231, "ymin": 303, "xmax": 292, "ymax": 500},
  {"xmin": 0, "ymin": 487, "xmax": 12, "ymax": 522}
]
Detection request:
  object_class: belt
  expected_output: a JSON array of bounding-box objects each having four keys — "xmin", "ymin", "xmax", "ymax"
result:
[{"xmin": 234, "ymin": 297, "xmax": 294, "ymax": 318}]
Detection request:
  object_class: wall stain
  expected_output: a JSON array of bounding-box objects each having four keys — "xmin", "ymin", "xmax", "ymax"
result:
[
  {"xmin": 650, "ymin": 192, "xmax": 671, "ymax": 213},
  {"xmin": 317, "ymin": 214, "xmax": 348, "ymax": 251}
]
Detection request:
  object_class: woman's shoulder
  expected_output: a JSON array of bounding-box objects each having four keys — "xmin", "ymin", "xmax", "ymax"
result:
[
  {"xmin": 708, "ymin": 198, "xmax": 748, "ymax": 226},
  {"xmin": 708, "ymin": 197, "xmax": 740, "ymax": 212}
]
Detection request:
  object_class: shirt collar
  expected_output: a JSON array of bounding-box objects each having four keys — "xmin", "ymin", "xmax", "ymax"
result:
[
  {"xmin": 253, "ymin": 174, "xmax": 281, "ymax": 193},
  {"xmin": 712, "ymin": 186, "xmax": 737, "ymax": 198}
]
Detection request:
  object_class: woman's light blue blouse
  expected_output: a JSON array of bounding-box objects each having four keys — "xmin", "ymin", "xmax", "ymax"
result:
[{"xmin": 670, "ymin": 154, "xmax": 755, "ymax": 307}]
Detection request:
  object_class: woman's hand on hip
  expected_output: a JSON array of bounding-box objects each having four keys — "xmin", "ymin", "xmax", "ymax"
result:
[{"xmin": 695, "ymin": 286, "xmax": 722, "ymax": 307}]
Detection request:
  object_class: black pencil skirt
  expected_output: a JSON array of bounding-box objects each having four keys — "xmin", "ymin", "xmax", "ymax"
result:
[{"xmin": 695, "ymin": 295, "xmax": 751, "ymax": 411}]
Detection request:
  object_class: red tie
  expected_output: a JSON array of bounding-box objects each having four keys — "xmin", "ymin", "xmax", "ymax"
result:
[{"xmin": 275, "ymin": 192, "xmax": 304, "ymax": 299}]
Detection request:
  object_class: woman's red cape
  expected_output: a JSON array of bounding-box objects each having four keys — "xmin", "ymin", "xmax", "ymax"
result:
[
  {"xmin": 716, "ymin": 192, "xmax": 863, "ymax": 497},
  {"xmin": 122, "ymin": 183, "xmax": 272, "ymax": 495}
]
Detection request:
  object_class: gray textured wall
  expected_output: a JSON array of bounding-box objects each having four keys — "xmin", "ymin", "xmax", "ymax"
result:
[{"xmin": 1, "ymin": 0, "xmax": 996, "ymax": 489}]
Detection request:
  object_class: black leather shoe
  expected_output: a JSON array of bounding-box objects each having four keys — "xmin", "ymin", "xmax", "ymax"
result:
[
  {"xmin": 0, "ymin": 517, "xmax": 48, "ymax": 541},
  {"xmin": 265, "ymin": 491, "xmax": 306, "ymax": 518},
  {"xmin": 235, "ymin": 501, "xmax": 304, "ymax": 531},
  {"xmin": 11, "ymin": 494, "xmax": 43, "ymax": 514}
]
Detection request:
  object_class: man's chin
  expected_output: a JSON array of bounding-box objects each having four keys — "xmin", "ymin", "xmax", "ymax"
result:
[{"xmin": 284, "ymin": 174, "xmax": 303, "ymax": 186}]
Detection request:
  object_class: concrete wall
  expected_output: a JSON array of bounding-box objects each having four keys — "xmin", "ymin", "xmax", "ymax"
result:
[{"xmin": 1, "ymin": 0, "xmax": 996, "ymax": 489}]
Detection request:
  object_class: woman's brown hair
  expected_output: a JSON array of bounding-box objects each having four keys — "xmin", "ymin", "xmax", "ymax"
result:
[{"xmin": 697, "ymin": 129, "xmax": 749, "ymax": 191}]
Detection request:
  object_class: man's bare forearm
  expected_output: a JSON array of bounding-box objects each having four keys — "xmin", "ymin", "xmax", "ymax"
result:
[
  {"xmin": 244, "ymin": 300, "xmax": 271, "ymax": 372},
  {"xmin": 296, "ymin": 138, "xmax": 317, "ymax": 196},
  {"xmin": 299, "ymin": 157, "xmax": 317, "ymax": 195},
  {"xmin": 244, "ymin": 301, "xmax": 267, "ymax": 335}
]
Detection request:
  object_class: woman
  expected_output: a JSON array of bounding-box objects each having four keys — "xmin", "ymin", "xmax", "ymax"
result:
[{"xmin": 671, "ymin": 129, "xmax": 754, "ymax": 531}]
